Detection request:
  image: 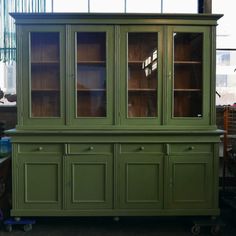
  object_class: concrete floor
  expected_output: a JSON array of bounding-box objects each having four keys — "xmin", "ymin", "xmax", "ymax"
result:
[
  {"xmin": 0, "ymin": 210, "xmax": 236, "ymax": 236},
  {"xmin": 1, "ymin": 194, "xmax": 236, "ymax": 236}
]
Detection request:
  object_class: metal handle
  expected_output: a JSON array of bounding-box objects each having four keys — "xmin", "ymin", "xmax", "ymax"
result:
[
  {"xmin": 139, "ymin": 146, "xmax": 144, "ymax": 151},
  {"xmin": 166, "ymin": 144, "xmax": 170, "ymax": 155},
  {"xmin": 89, "ymin": 146, "xmax": 94, "ymax": 151},
  {"xmin": 189, "ymin": 146, "xmax": 195, "ymax": 150}
]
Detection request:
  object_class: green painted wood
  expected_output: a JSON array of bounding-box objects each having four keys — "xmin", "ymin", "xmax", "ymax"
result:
[
  {"xmin": 10, "ymin": 13, "xmax": 223, "ymax": 26},
  {"xmin": 166, "ymin": 26, "xmax": 211, "ymax": 126},
  {"xmin": 16, "ymin": 152, "xmax": 62, "ymax": 210},
  {"xmin": 119, "ymin": 25, "xmax": 163, "ymax": 126},
  {"xmin": 7, "ymin": 13, "xmax": 223, "ymax": 217},
  {"xmin": 10, "ymin": 13, "xmax": 223, "ymax": 130},
  {"xmin": 165, "ymin": 153, "xmax": 213, "ymax": 209},
  {"xmin": 118, "ymin": 146, "xmax": 164, "ymax": 209},
  {"xmin": 65, "ymin": 154, "xmax": 113, "ymax": 209},
  {"xmin": 68, "ymin": 25, "xmax": 114, "ymax": 126},
  {"xmin": 18, "ymin": 25, "xmax": 66, "ymax": 128}
]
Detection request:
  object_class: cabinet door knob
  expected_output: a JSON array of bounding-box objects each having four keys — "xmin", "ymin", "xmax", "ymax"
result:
[
  {"xmin": 38, "ymin": 147, "xmax": 43, "ymax": 151},
  {"xmin": 189, "ymin": 146, "xmax": 195, "ymax": 150},
  {"xmin": 89, "ymin": 146, "xmax": 94, "ymax": 150},
  {"xmin": 139, "ymin": 146, "xmax": 145, "ymax": 151}
]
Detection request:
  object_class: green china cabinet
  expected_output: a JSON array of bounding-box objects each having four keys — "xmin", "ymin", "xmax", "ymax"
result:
[{"xmin": 8, "ymin": 13, "xmax": 222, "ymax": 217}]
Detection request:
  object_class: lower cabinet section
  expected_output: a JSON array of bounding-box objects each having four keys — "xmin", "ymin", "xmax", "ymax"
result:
[
  {"xmin": 166, "ymin": 154, "xmax": 212, "ymax": 209},
  {"xmin": 118, "ymin": 144, "xmax": 163, "ymax": 209},
  {"xmin": 65, "ymin": 154, "xmax": 113, "ymax": 209},
  {"xmin": 16, "ymin": 153, "xmax": 62, "ymax": 210},
  {"xmin": 11, "ymin": 138, "xmax": 220, "ymax": 217}
]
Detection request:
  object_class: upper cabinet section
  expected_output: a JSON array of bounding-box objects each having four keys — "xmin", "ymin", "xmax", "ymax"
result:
[{"xmin": 11, "ymin": 13, "xmax": 222, "ymax": 130}]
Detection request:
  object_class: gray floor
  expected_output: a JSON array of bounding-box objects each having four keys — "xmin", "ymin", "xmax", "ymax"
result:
[{"xmin": 1, "ymin": 209, "xmax": 236, "ymax": 236}]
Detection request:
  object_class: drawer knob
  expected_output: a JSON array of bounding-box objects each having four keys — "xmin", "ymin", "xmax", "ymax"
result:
[
  {"xmin": 189, "ymin": 146, "xmax": 195, "ymax": 150},
  {"xmin": 89, "ymin": 146, "xmax": 94, "ymax": 151},
  {"xmin": 139, "ymin": 146, "xmax": 145, "ymax": 151},
  {"xmin": 38, "ymin": 147, "xmax": 43, "ymax": 151}
]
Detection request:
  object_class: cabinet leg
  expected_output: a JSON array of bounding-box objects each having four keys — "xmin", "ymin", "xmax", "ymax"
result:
[
  {"xmin": 191, "ymin": 217, "xmax": 225, "ymax": 235},
  {"xmin": 113, "ymin": 216, "xmax": 120, "ymax": 222}
]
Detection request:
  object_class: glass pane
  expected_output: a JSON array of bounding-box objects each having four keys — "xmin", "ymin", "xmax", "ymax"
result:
[
  {"xmin": 90, "ymin": 0, "xmax": 124, "ymax": 13},
  {"xmin": 163, "ymin": 0, "xmax": 198, "ymax": 13},
  {"xmin": 30, "ymin": 32, "xmax": 60, "ymax": 117},
  {"xmin": 173, "ymin": 32, "xmax": 203, "ymax": 117},
  {"xmin": 128, "ymin": 33, "xmax": 158, "ymax": 118},
  {"xmin": 216, "ymin": 50, "xmax": 236, "ymax": 106},
  {"xmin": 76, "ymin": 32, "xmax": 106, "ymax": 117},
  {"xmin": 126, "ymin": 0, "xmax": 161, "ymax": 13},
  {"xmin": 52, "ymin": 0, "xmax": 88, "ymax": 12}
]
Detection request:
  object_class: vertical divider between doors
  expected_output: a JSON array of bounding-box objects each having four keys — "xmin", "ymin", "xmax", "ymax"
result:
[
  {"xmin": 163, "ymin": 26, "xmax": 169, "ymax": 126},
  {"xmin": 114, "ymin": 26, "xmax": 120, "ymax": 126},
  {"xmin": 65, "ymin": 24, "xmax": 72, "ymax": 126}
]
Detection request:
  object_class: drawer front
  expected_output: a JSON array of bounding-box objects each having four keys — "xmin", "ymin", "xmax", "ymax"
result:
[
  {"xmin": 18, "ymin": 143, "xmax": 63, "ymax": 153},
  {"xmin": 120, "ymin": 144, "xmax": 163, "ymax": 153},
  {"xmin": 68, "ymin": 144, "xmax": 112, "ymax": 154},
  {"xmin": 170, "ymin": 143, "xmax": 212, "ymax": 153}
]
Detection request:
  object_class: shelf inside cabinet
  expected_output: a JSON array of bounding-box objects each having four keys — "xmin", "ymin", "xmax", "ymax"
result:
[
  {"xmin": 174, "ymin": 89, "xmax": 201, "ymax": 92},
  {"xmin": 174, "ymin": 61, "xmax": 201, "ymax": 65},
  {"xmin": 77, "ymin": 89, "xmax": 106, "ymax": 92},
  {"xmin": 77, "ymin": 61, "xmax": 106, "ymax": 65},
  {"xmin": 128, "ymin": 88, "xmax": 156, "ymax": 92},
  {"xmin": 31, "ymin": 61, "xmax": 60, "ymax": 65},
  {"xmin": 128, "ymin": 61, "xmax": 143, "ymax": 65},
  {"xmin": 31, "ymin": 89, "xmax": 60, "ymax": 92}
]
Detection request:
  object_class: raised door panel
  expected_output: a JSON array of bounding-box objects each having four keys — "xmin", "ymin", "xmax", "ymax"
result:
[
  {"xmin": 165, "ymin": 154, "xmax": 213, "ymax": 209},
  {"xmin": 166, "ymin": 26, "xmax": 211, "ymax": 127},
  {"xmin": 118, "ymin": 146, "xmax": 163, "ymax": 209},
  {"xmin": 68, "ymin": 26, "xmax": 114, "ymax": 127},
  {"xmin": 119, "ymin": 26, "xmax": 163, "ymax": 126},
  {"xmin": 19, "ymin": 25, "xmax": 66, "ymax": 128},
  {"xmin": 65, "ymin": 154, "xmax": 113, "ymax": 209},
  {"xmin": 15, "ymin": 153, "xmax": 62, "ymax": 211}
]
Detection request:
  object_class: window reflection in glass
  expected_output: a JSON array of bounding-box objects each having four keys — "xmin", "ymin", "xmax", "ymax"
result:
[{"xmin": 128, "ymin": 32, "xmax": 158, "ymax": 118}]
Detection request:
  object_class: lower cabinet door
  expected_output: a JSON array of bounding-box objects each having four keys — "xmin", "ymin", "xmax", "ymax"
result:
[
  {"xmin": 119, "ymin": 153, "xmax": 164, "ymax": 209},
  {"xmin": 16, "ymin": 153, "xmax": 62, "ymax": 210},
  {"xmin": 65, "ymin": 154, "xmax": 113, "ymax": 209},
  {"xmin": 166, "ymin": 154, "xmax": 213, "ymax": 209}
]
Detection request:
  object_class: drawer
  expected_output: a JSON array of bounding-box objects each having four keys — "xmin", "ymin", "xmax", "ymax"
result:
[
  {"xmin": 170, "ymin": 144, "xmax": 212, "ymax": 153},
  {"xmin": 120, "ymin": 144, "xmax": 163, "ymax": 153},
  {"xmin": 68, "ymin": 144, "xmax": 112, "ymax": 154},
  {"xmin": 18, "ymin": 143, "xmax": 63, "ymax": 153}
]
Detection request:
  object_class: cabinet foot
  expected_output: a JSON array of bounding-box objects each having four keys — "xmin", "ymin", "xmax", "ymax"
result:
[
  {"xmin": 113, "ymin": 216, "xmax": 120, "ymax": 222},
  {"xmin": 191, "ymin": 217, "xmax": 225, "ymax": 235}
]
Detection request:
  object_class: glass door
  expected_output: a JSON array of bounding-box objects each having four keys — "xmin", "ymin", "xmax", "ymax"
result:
[
  {"xmin": 69, "ymin": 26, "xmax": 114, "ymax": 126},
  {"xmin": 120, "ymin": 26, "xmax": 163, "ymax": 126},
  {"xmin": 20, "ymin": 25, "xmax": 65, "ymax": 127},
  {"xmin": 167, "ymin": 26, "xmax": 211, "ymax": 126}
]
